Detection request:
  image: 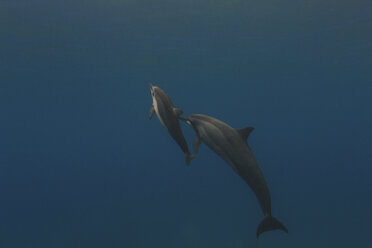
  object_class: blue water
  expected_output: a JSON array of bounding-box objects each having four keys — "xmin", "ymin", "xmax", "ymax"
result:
[{"xmin": 1, "ymin": 0, "xmax": 371, "ymax": 247}]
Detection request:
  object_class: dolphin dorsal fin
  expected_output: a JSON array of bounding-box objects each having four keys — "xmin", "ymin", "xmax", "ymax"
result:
[
  {"xmin": 173, "ymin": 107, "xmax": 184, "ymax": 117},
  {"xmin": 236, "ymin": 127, "xmax": 254, "ymax": 141}
]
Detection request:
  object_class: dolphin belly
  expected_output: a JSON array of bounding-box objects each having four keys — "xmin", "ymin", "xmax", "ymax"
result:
[{"xmin": 153, "ymin": 96, "xmax": 168, "ymax": 131}]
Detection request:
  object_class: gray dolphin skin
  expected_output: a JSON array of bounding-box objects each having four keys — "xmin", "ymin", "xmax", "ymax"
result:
[
  {"xmin": 149, "ymin": 84, "xmax": 196, "ymax": 165},
  {"xmin": 179, "ymin": 114, "xmax": 288, "ymax": 238}
]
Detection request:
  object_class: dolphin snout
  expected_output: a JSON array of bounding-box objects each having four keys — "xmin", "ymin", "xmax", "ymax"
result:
[
  {"xmin": 178, "ymin": 116, "xmax": 189, "ymax": 123},
  {"xmin": 149, "ymin": 83, "xmax": 154, "ymax": 96}
]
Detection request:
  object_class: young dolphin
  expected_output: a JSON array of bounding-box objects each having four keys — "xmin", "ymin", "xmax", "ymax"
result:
[
  {"xmin": 148, "ymin": 84, "xmax": 196, "ymax": 165},
  {"xmin": 179, "ymin": 114, "xmax": 288, "ymax": 238}
]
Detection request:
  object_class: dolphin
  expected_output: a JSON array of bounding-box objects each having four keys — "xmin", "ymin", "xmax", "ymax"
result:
[
  {"xmin": 148, "ymin": 84, "xmax": 196, "ymax": 165},
  {"xmin": 179, "ymin": 114, "xmax": 288, "ymax": 238}
]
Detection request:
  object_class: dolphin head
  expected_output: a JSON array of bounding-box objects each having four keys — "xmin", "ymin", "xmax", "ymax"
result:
[
  {"xmin": 181, "ymin": 114, "xmax": 214, "ymax": 134},
  {"xmin": 149, "ymin": 83, "xmax": 161, "ymax": 101},
  {"xmin": 179, "ymin": 115, "xmax": 198, "ymax": 130},
  {"xmin": 179, "ymin": 115, "xmax": 206, "ymax": 143},
  {"xmin": 149, "ymin": 83, "xmax": 155, "ymax": 96}
]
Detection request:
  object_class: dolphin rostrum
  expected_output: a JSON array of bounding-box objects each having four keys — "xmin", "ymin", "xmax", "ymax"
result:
[
  {"xmin": 149, "ymin": 84, "xmax": 196, "ymax": 165},
  {"xmin": 179, "ymin": 114, "xmax": 288, "ymax": 238}
]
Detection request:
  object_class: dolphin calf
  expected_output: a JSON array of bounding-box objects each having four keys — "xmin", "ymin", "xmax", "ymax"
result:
[
  {"xmin": 179, "ymin": 114, "xmax": 288, "ymax": 238},
  {"xmin": 148, "ymin": 84, "xmax": 196, "ymax": 165}
]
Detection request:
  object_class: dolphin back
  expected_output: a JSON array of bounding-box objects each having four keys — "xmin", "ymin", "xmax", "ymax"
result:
[{"xmin": 256, "ymin": 215, "xmax": 288, "ymax": 238}]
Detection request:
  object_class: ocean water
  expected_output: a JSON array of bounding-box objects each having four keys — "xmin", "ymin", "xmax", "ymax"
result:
[{"xmin": 1, "ymin": 0, "xmax": 371, "ymax": 247}]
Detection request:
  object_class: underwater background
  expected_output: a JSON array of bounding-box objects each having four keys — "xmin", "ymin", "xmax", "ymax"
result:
[{"xmin": 1, "ymin": 0, "xmax": 371, "ymax": 247}]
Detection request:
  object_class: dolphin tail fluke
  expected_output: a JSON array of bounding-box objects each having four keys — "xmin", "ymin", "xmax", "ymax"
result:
[
  {"xmin": 256, "ymin": 215, "xmax": 288, "ymax": 239},
  {"xmin": 185, "ymin": 153, "xmax": 197, "ymax": 165}
]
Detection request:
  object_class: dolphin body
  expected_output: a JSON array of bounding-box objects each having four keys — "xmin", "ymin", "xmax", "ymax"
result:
[
  {"xmin": 149, "ymin": 84, "xmax": 196, "ymax": 165},
  {"xmin": 180, "ymin": 114, "xmax": 288, "ymax": 238}
]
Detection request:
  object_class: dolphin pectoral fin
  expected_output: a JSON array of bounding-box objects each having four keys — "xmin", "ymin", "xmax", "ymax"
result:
[
  {"xmin": 236, "ymin": 127, "xmax": 255, "ymax": 142},
  {"xmin": 256, "ymin": 215, "xmax": 288, "ymax": 239},
  {"xmin": 185, "ymin": 153, "xmax": 197, "ymax": 165},
  {"xmin": 193, "ymin": 134, "xmax": 202, "ymax": 153},
  {"xmin": 149, "ymin": 105, "xmax": 155, "ymax": 119},
  {"xmin": 173, "ymin": 107, "xmax": 184, "ymax": 117}
]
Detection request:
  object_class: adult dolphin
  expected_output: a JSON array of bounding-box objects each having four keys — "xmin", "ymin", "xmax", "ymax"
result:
[
  {"xmin": 179, "ymin": 114, "xmax": 288, "ymax": 238},
  {"xmin": 148, "ymin": 84, "xmax": 196, "ymax": 165}
]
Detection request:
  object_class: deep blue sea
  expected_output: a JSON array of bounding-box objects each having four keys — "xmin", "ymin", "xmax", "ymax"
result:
[{"xmin": 1, "ymin": 0, "xmax": 371, "ymax": 247}]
